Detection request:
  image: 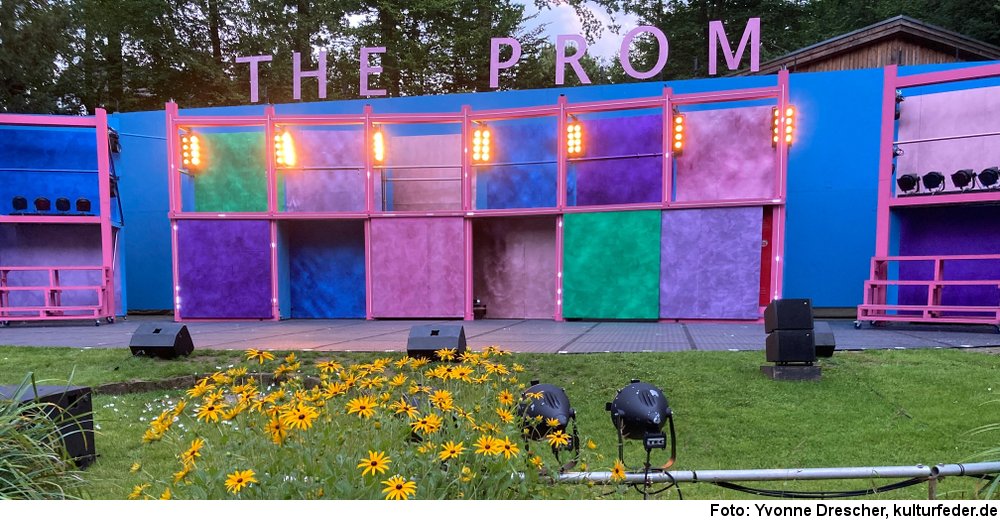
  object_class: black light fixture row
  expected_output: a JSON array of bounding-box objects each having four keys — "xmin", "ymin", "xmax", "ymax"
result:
[
  {"xmin": 897, "ymin": 167, "xmax": 1000, "ymax": 195},
  {"xmin": 10, "ymin": 196, "xmax": 93, "ymax": 215}
]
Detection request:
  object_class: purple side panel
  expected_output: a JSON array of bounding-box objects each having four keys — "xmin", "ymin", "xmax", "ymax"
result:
[
  {"xmin": 0, "ymin": 224, "xmax": 102, "ymax": 311},
  {"xmin": 660, "ymin": 207, "xmax": 762, "ymax": 319},
  {"xmin": 284, "ymin": 129, "xmax": 366, "ymax": 212},
  {"xmin": 473, "ymin": 216, "xmax": 556, "ymax": 319},
  {"xmin": 176, "ymin": 220, "xmax": 272, "ymax": 319},
  {"xmin": 382, "ymin": 134, "xmax": 462, "ymax": 211},
  {"xmin": 896, "ymin": 86, "xmax": 1000, "ymax": 195},
  {"xmin": 571, "ymin": 114, "xmax": 662, "ymax": 206},
  {"xmin": 370, "ymin": 217, "xmax": 464, "ymax": 317},
  {"xmin": 674, "ymin": 106, "xmax": 776, "ymax": 202},
  {"xmin": 897, "ymin": 206, "xmax": 1000, "ymax": 307}
]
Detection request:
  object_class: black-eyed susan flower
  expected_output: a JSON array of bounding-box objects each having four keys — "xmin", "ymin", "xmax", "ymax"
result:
[
  {"xmin": 496, "ymin": 407, "xmax": 514, "ymax": 424},
  {"xmin": 611, "ymin": 459, "xmax": 626, "ymax": 482},
  {"xmin": 224, "ymin": 469, "xmax": 258, "ymax": 494},
  {"xmin": 545, "ymin": 417, "xmax": 561, "ymax": 428},
  {"xmin": 435, "ymin": 348, "xmax": 456, "ymax": 361},
  {"xmin": 316, "ymin": 359, "xmax": 343, "ymax": 374},
  {"xmin": 429, "ymin": 389, "xmax": 454, "ymax": 411},
  {"xmin": 529, "ymin": 455, "xmax": 544, "ymax": 469},
  {"xmin": 411, "ymin": 358, "xmax": 430, "ymax": 369},
  {"xmin": 393, "ymin": 356, "xmax": 412, "ymax": 369},
  {"xmin": 545, "ymin": 430, "xmax": 571, "ymax": 448},
  {"xmin": 180, "ymin": 438, "xmax": 204, "ymax": 466},
  {"xmin": 460, "ymin": 465, "xmax": 475, "ymax": 482},
  {"xmin": 186, "ymin": 378, "xmax": 215, "ymax": 399},
  {"xmin": 389, "ymin": 374, "xmax": 407, "ymax": 387},
  {"xmin": 281, "ymin": 402, "xmax": 319, "ymax": 430},
  {"xmin": 284, "ymin": 352, "xmax": 297, "ymax": 364},
  {"xmin": 381, "ymin": 475, "xmax": 417, "ymax": 500},
  {"xmin": 586, "ymin": 439, "xmax": 597, "ymax": 450},
  {"xmin": 195, "ymin": 402, "xmax": 226, "ymax": 423},
  {"xmin": 159, "ymin": 488, "xmax": 172, "ymax": 500},
  {"xmin": 411, "ymin": 412, "xmax": 443, "ymax": 435},
  {"xmin": 474, "ymin": 435, "xmax": 500, "ymax": 456},
  {"xmin": 266, "ymin": 417, "xmax": 288, "ymax": 444},
  {"xmin": 226, "ymin": 366, "xmax": 248, "ymax": 378},
  {"xmin": 357, "ymin": 450, "xmax": 391, "ymax": 476},
  {"xmin": 438, "ymin": 441, "xmax": 465, "ymax": 461},
  {"xmin": 497, "ymin": 389, "xmax": 514, "ymax": 406},
  {"xmin": 346, "ymin": 395, "xmax": 378, "ymax": 419},
  {"xmin": 173, "ymin": 465, "xmax": 193, "ymax": 484},
  {"xmin": 127, "ymin": 483, "xmax": 150, "ymax": 500},
  {"xmin": 388, "ymin": 397, "xmax": 418, "ymax": 418},
  {"xmin": 129, "ymin": 462, "xmax": 141, "ymax": 473},
  {"xmin": 497, "ymin": 436, "xmax": 520, "ymax": 459},
  {"xmin": 245, "ymin": 349, "xmax": 274, "ymax": 364}
]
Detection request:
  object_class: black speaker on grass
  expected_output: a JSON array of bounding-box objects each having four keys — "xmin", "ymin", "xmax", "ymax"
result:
[
  {"xmin": 814, "ymin": 321, "xmax": 836, "ymax": 358},
  {"xmin": 0, "ymin": 385, "xmax": 95, "ymax": 468},
  {"xmin": 765, "ymin": 330, "xmax": 816, "ymax": 364},
  {"xmin": 129, "ymin": 322, "xmax": 194, "ymax": 359},
  {"xmin": 406, "ymin": 325, "xmax": 466, "ymax": 360},
  {"xmin": 764, "ymin": 298, "xmax": 813, "ymax": 332}
]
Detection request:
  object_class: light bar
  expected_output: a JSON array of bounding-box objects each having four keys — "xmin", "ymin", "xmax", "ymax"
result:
[
  {"xmin": 566, "ymin": 118, "xmax": 583, "ymax": 157},
  {"xmin": 180, "ymin": 131, "xmax": 202, "ymax": 170},
  {"xmin": 472, "ymin": 124, "xmax": 491, "ymax": 163},
  {"xmin": 274, "ymin": 130, "xmax": 296, "ymax": 167}
]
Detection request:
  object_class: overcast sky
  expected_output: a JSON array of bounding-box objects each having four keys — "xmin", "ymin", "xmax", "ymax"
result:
[{"xmin": 516, "ymin": 1, "xmax": 640, "ymax": 58}]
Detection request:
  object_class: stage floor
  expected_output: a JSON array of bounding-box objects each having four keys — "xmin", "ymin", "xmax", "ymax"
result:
[{"xmin": 1, "ymin": 316, "xmax": 999, "ymax": 352}]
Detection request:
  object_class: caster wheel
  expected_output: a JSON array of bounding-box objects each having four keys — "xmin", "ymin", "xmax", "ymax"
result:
[
  {"xmin": 994, "ymin": 325, "xmax": 1000, "ymax": 335},
  {"xmin": 0, "ymin": 321, "xmax": 8, "ymax": 328},
  {"xmin": 853, "ymin": 320, "xmax": 862, "ymax": 329},
  {"xmin": 106, "ymin": 317, "xmax": 115, "ymax": 324},
  {"xmin": 94, "ymin": 320, "xmax": 101, "ymax": 327}
]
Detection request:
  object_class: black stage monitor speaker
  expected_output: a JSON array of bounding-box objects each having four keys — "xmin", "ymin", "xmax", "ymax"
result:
[
  {"xmin": 764, "ymin": 298, "xmax": 814, "ymax": 333},
  {"xmin": 130, "ymin": 322, "xmax": 194, "ymax": 359},
  {"xmin": 0, "ymin": 385, "xmax": 95, "ymax": 468},
  {"xmin": 765, "ymin": 330, "xmax": 816, "ymax": 364},
  {"xmin": 814, "ymin": 321, "xmax": 836, "ymax": 358},
  {"xmin": 406, "ymin": 325, "xmax": 466, "ymax": 360},
  {"xmin": 56, "ymin": 197, "xmax": 71, "ymax": 212}
]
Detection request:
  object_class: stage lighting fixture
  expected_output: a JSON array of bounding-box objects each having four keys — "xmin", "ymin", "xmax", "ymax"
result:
[
  {"xmin": 108, "ymin": 128, "xmax": 121, "ymax": 154},
  {"xmin": 274, "ymin": 130, "xmax": 296, "ymax": 167},
  {"xmin": 896, "ymin": 174, "xmax": 920, "ymax": 194},
  {"xmin": 34, "ymin": 197, "xmax": 51, "ymax": 212},
  {"xmin": 56, "ymin": 197, "xmax": 71, "ymax": 212},
  {"xmin": 951, "ymin": 169, "xmax": 976, "ymax": 191},
  {"xmin": 180, "ymin": 131, "xmax": 202, "ymax": 170},
  {"xmin": 771, "ymin": 106, "xmax": 795, "ymax": 147},
  {"xmin": 472, "ymin": 123, "xmax": 491, "ymax": 163},
  {"xmin": 979, "ymin": 167, "xmax": 1000, "ymax": 189},
  {"xmin": 372, "ymin": 126, "xmax": 385, "ymax": 164},
  {"xmin": 922, "ymin": 171, "xmax": 945, "ymax": 193},
  {"xmin": 12, "ymin": 196, "xmax": 28, "ymax": 212},
  {"xmin": 76, "ymin": 198, "xmax": 92, "ymax": 213},
  {"xmin": 606, "ymin": 379, "xmax": 676, "ymax": 470},
  {"xmin": 566, "ymin": 117, "xmax": 583, "ymax": 157},
  {"xmin": 518, "ymin": 381, "xmax": 579, "ymax": 470},
  {"xmin": 894, "ymin": 90, "xmax": 904, "ymax": 121},
  {"xmin": 672, "ymin": 111, "xmax": 685, "ymax": 154}
]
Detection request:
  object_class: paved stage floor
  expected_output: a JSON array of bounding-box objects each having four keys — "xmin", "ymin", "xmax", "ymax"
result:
[{"xmin": 1, "ymin": 316, "xmax": 999, "ymax": 353}]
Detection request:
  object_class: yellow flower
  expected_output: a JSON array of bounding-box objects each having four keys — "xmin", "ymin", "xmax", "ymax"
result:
[
  {"xmin": 411, "ymin": 412, "xmax": 443, "ymax": 435},
  {"xmin": 438, "ymin": 441, "xmax": 465, "ymax": 461},
  {"xmin": 429, "ymin": 389, "xmax": 454, "ymax": 411},
  {"xmin": 545, "ymin": 430, "xmax": 571, "ymax": 448},
  {"xmin": 159, "ymin": 488, "xmax": 172, "ymax": 500},
  {"xmin": 226, "ymin": 366, "xmax": 248, "ymax": 378},
  {"xmin": 195, "ymin": 402, "xmax": 226, "ymax": 423},
  {"xmin": 586, "ymin": 439, "xmax": 597, "ymax": 450},
  {"xmin": 266, "ymin": 417, "xmax": 288, "ymax": 444},
  {"xmin": 496, "ymin": 407, "xmax": 514, "ymax": 424},
  {"xmin": 474, "ymin": 435, "xmax": 500, "ymax": 456},
  {"xmin": 460, "ymin": 465, "xmax": 475, "ymax": 482},
  {"xmin": 611, "ymin": 459, "xmax": 627, "ymax": 482},
  {"xmin": 545, "ymin": 417, "xmax": 561, "ymax": 428},
  {"xmin": 525, "ymin": 391, "xmax": 544, "ymax": 400},
  {"xmin": 172, "ymin": 399, "xmax": 187, "ymax": 416},
  {"xmin": 316, "ymin": 360, "xmax": 343, "ymax": 373},
  {"xmin": 346, "ymin": 395, "xmax": 378, "ymax": 419},
  {"xmin": 512, "ymin": 363, "xmax": 525, "ymax": 372},
  {"xmin": 181, "ymin": 438, "xmax": 204, "ymax": 466},
  {"xmin": 210, "ymin": 371, "xmax": 231, "ymax": 385},
  {"xmin": 281, "ymin": 402, "xmax": 319, "ymax": 430},
  {"xmin": 381, "ymin": 475, "xmax": 417, "ymax": 500},
  {"xmin": 359, "ymin": 376, "xmax": 385, "ymax": 390},
  {"xmin": 173, "ymin": 464, "xmax": 193, "ymax": 484},
  {"xmin": 127, "ymin": 483, "xmax": 150, "ymax": 500},
  {"xmin": 411, "ymin": 358, "xmax": 430, "ymax": 369},
  {"xmin": 321, "ymin": 381, "xmax": 349, "ymax": 398},
  {"xmin": 393, "ymin": 356, "xmax": 412, "ymax": 369},
  {"xmin": 224, "ymin": 469, "xmax": 258, "ymax": 494},
  {"xmin": 498, "ymin": 436, "xmax": 520, "ymax": 459},
  {"xmin": 284, "ymin": 352, "xmax": 297, "ymax": 364},
  {"xmin": 389, "ymin": 374, "xmax": 407, "ymax": 388},
  {"xmin": 358, "ymin": 450, "xmax": 391, "ymax": 476},
  {"xmin": 529, "ymin": 455, "xmax": 544, "ymax": 469},
  {"xmin": 435, "ymin": 348, "xmax": 457, "ymax": 361},
  {"xmin": 453, "ymin": 366, "xmax": 474, "ymax": 383},
  {"xmin": 388, "ymin": 397, "xmax": 418, "ymax": 418},
  {"xmin": 142, "ymin": 427, "xmax": 164, "ymax": 443},
  {"xmin": 416, "ymin": 440, "xmax": 436, "ymax": 454},
  {"xmin": 186, "ymin": 378, "xmax": 215, "ymax": 398},
  {"xmin": 274, "ymin": 363, "xmax": 296, "ymax": 378},
  {"xmin": 129, "ymin": 462, "xmax": 141, "ymax": 473},
  {"xmin": 245, "ymin": 348, "xmax": 274, "ymax": 364},
  {"xmin": 459, "ymin": 351, "xmax": 480, "ymax": 364},
  {"xmin": 497, "ymin": 389, "xmax": 514, "ymax": 406}
]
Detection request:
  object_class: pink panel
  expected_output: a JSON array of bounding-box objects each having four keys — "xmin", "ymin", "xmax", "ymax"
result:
[
  {"xmin": 383, "ymin": 134, "xmax": 462, "ymax": 211},
  {"xmin": 370, "ymin": 217, "xmax": 465, "ymax": 317},
  {"xmin": 895, "ymin": 85, "xmax": 1000, "ymax": 195},
  {"xmin": 674, "ymin": 106, "xmax": 776, "ymax": 202}
]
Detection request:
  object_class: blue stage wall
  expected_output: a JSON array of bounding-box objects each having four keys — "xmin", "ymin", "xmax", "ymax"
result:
[{"xmin": 112, "ymin": 62, "xmax": 998, "ymax": 311}]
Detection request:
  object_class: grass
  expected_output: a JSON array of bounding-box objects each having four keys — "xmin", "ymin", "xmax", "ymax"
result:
[{"xmin": 1, "ymin": 345, "xmax": 998, "ymax": 499}]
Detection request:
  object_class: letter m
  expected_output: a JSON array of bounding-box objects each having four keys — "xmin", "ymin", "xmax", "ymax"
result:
[{"xmin": 708, "ymin": 18, "xmax": 760, "ymax": 75}]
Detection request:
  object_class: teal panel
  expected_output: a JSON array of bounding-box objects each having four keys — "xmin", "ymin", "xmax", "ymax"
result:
[
  {"xmin": 562, "ymin": 210, "xmax": 661, "ymax": 319},
  {"xmin": 193, "ymin": 132, "xmax": 267, "ymax": 212}
]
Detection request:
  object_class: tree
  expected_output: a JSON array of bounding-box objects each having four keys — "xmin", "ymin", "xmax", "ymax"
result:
[{"xmin": 0, "ymin": 0, "xmax": 76, "ymax": 113}]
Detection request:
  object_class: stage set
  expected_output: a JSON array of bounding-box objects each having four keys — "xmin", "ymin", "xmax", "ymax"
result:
[{"xmin": 1, "ymin": 60, "xmax": 1000, "ymax": 351}]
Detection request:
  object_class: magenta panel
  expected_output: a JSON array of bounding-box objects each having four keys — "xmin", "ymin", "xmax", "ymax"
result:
[
  {"xmin": 370, "ymin": 217, "xmax": 465, "ymax": 317},
  {"xmin": 674, "ymin": 106, "xmax": 776, "ymax": 202},
  {"xmin": 660, "ymin": 207, "xmax": 762, "ymax": 319},
  {"xmin": 381, "ymin": 134, "xmax": 462, "ymax": 211},
  {"xmin": 283, "ymin": 129, "xmax": 366, "ymax": 212},
  {"xmin": 473, "ymin": 216, "xmax": 556, "ymax": 319},
  {"xmin": 0, "ymin": 224, "xmax": 102, "ymax": 311},
  {"xmin": 895, "ymin": 85, "xmax": 1000, "ymax": 195}
]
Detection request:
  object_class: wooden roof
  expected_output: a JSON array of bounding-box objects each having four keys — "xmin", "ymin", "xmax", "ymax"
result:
[{"xmin": 755, "ymin": 16, "xmax": 1000, "ymax": 74}]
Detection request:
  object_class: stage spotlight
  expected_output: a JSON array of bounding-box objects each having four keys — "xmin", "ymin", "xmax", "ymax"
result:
[
  {"xmin": 34, "ymin": 197, "xmax": 51, "ymax": 212},
  {"xmin": 922, "ymin": 171, "xmax": 945, "ymax": 193},
  {"xmin": 180, "ymin": 131, "xmax": 202, "ymax": 171},
  {"xmin": 76, "ymin": 198, "xmax": 92, "ymax": 213},
  {"xmin": 274, "ymin": 130, "xmax": 296, "ymax": 167},
  {"xmin": 894, "ymin": 90, "xmax": 904, "ymax": 121},
  {"xmin": 472, "ymin": 123, "xmax": 491, "ymax": 163},
  {"xmin": 771, "ymin": 106, "xmax": 796, "ymax": 147},
  {"xmin": 951, "ymin": 169, "xmax": 976, "ymax": 191},
  {"xmin": 979, "ymin": 167, "xmax": 1000, "ymax": 189},
  {"xmin": 672, "ymin": 111, "xmax": 685, "ymax": 154},
  {"xmin": 519, "ymin": 381, "xmax": 580, "ymax": 469},
  {"xmin": 606, "ymin": 379, "xmax": 676, "ymax": 470},
  {"xmin": 108, "ymin": 128, "xmax": 121, "ymax": 154},
  {"xmin": 566, "ymin": 117, "xmax": 583, "ymax": 157},
  {"xmin": 12, "ymin": 196, "xmax": 27, "ymax": 212},
  {"xmin": 896, "ymin": 174, "xmax": 920, "ymax": 194},
  {"xmin": 56, "ymin": 197, "xmax": 71, "ymax": 212},
  {"xmin": 372, "ymin": 126, "xmax": 385, "ymax": 164}
]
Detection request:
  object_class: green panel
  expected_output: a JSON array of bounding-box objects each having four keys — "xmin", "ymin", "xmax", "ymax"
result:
[
  {"xmin": 563, "ymin": 210, "xmax": 661, "ymax": 319},
  {"xmin": 194, "ymin": 132, "xmax": 267, "ymax": 212}
]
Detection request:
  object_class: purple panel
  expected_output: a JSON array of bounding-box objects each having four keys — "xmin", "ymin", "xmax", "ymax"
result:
[
  {"xmin": 660, "ymin": 207, "xmax": 762, "ymax": 319},
  {"xmin": 176, "ymin": 220, "xmax": 272, "ymax": 319},
  {"xmin": 383, "ymin": 134, "xmax": 462, "ymax": 211},
  {"xmin": 896, "ymin": 86, "xmax": 1000, "ymax": 195},
  {"xmin": 0, "ymin": 224, "xmax": 102, "ymax": 311},
  {"xmin": 897, "ymin": 206, "xmax": 1000, "ymax": 307},
  {"xmin": 572, "ymin": 114, "xmax": 662, "ymax": 206},
  {"xmin": 370, "ymin": 217, "xmax": 464, "ymax": 317},
  {"xmin": 473, "ymin": 216, "xmax": 556, "ymax": 319},
  {"xmin": 674, "ymin": 106, "xmax": 776, "ymax": 202},
  {"xmin": 284, "ymin": 129, "xmax": 365, "ymax": 212}
]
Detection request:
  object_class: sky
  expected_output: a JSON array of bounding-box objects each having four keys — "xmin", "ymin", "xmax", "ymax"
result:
[{"xmin": 516, "ymin": 1, "xmax": 641, "ymax": 58}]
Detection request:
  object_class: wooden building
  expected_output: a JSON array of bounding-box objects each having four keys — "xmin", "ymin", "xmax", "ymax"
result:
[{"xmin": 755, "ymin": 16, "xmax": 1000, "ymax": 74}]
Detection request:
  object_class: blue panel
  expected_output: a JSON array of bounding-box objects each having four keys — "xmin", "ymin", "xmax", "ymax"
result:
[
  {"xmin": 474, "ymin": 118, "xmax": 557, "ymax": 210},
  {"xmin": 285, "ymin": 220, "xmax": 366, "ymax": 318}
]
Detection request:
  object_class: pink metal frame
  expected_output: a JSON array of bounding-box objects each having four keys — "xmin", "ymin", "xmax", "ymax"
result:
[
  {"xmin": 861, "ymin": 62, "xmax": 1000, "ymax": 326},
  {"xmin": 0, "ymin": 110, "xmax": 117, "ymax": 323},
  {"xmin": 166, "ymin": 71, "xmax": 791, "ymax": 322}
]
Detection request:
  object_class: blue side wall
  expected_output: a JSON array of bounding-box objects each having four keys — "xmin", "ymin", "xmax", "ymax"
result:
[{"xmin": 111, "ymin": 62, "xmax": 996, "ymax": 311}]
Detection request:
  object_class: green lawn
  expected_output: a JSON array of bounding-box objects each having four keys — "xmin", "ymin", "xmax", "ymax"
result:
[{"xmin": 1, "ymin": 346, "xmax": 998, "ymax": 499}]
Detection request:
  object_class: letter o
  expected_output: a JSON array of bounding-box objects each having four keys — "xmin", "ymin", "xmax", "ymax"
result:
[{"xmin": 619, "ymin": 25, "xmax": 669, "ymax": 80}]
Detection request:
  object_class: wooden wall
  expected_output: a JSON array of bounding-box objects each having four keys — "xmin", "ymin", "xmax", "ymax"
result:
[{"xmin": 790, "ymin": 38, "xmax": 963, "ymax": 73}]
